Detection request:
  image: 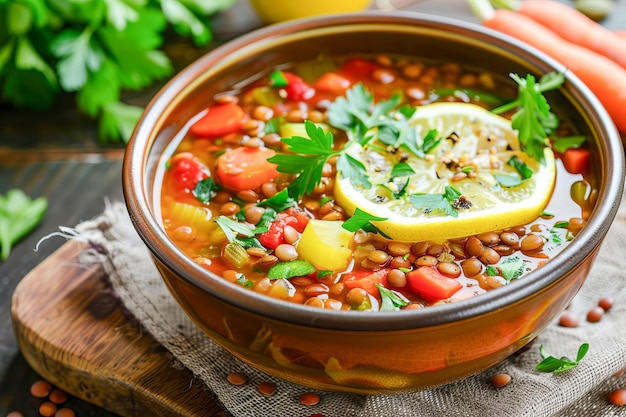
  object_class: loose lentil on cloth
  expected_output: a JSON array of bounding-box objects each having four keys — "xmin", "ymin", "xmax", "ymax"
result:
[{"xmin": 60, "ymin": 196, "xmax": 626, "ymax": 417}]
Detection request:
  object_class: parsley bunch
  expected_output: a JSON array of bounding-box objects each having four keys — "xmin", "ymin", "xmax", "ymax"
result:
[{"xmin": 0, "ymin": 0, "xmax": 235, "ymax": 143}]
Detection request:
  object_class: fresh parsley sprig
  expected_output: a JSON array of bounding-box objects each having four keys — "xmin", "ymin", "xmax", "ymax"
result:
[
  {"xmin": 342, "ymin": 208, "xmax": 391, "ymax": 238},
  {"xmin": 0, "ymin": 189, "xmax": 48, "ymax": 260},
  {"xmin": 0, "ymin": 0, "xmax": 236, "ymax": 143},
  {"xmin": 492, "ymin": 72, "xmax": 565, "ymax": 164},
  {"xmin": 267, "ymin": 121, "xmax": 342, "ymax": 200},
  {"xmin": 536, "ymin": 343, "xmax": 589, "ymax": 374}
]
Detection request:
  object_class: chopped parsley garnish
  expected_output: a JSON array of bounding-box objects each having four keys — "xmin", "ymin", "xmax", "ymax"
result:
[
  {"xmin": 327, "ymin": 83, "xmax": 402, "ymax": 145},
  {"xmin": 485, "ymin": 256, "xmax": 525, "ymax": 281},
  {"xmin": 377, "ymin": 283, "xmax": 410, "ymax": 311},
  {"xmin": 492, "ymin": 72, "xmax": 565, "ymax": 164},
  {"xmin": 267, "ymin": 120, "xmax": 342, "ymax": 200},
  {"xmin": 390, "ymin": 161, "xmax": 416, "ymax": 178},
  {"xmin": 342, "ymin": 208, "xmax": 391, "ymax": 238},
  {"xmin": 215, "ymin": 216, "xmax": 254, "ymax": 242},
  {"xmin": 269, "ymin": 70, "xmax": 289, "ymax": 88},
  {"xmin": 409, "ymin": 186, "xmax": 466, "ymax": 218},
  {"xmin": 536, "ymin": 343, "xmax": 589, "ymax": 374},
  {"xmin": 193, "ymin": 178, "xmax": 219, "ymax": 204},
  {"xmin": 258, "ymin": 189, "xmax": 296, "ymax": 212}
]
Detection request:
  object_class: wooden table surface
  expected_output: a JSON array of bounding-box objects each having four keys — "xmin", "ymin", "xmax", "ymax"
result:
[{"xmin": 1, "ymin": 1, "xmax": 625, "ymax": 416}]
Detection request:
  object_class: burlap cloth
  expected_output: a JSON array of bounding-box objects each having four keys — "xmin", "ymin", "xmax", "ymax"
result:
[{"xmin": 66, "ymin": 195, "xmax": 626, "ymax": 417}]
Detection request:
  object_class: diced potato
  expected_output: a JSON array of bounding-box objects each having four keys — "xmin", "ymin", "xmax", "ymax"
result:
[
  {"xmin": 297, "ymin": 220, "xmax": 354, "ymax": 271},
  {"xmin": 267, "ymin": 278, "xmax": 296, "ymax": 299}
]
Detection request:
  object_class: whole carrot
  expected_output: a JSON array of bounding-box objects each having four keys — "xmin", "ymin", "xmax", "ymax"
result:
[
  {"xmin": 517, "ymin": 0, "xmax": 626, "ymax": 71},
  {"xmin": 469, "ymin": 0, "xmax": 626, "ymax": 135}
]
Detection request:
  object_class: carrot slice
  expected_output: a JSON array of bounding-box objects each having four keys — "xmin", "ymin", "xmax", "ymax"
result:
[
  {"xmin": 313, "ymin": 72, "xmax": 352, "ymax": 95},
  {"xmin": 190, "ymin": 102, "xmax": 247, "ymax": 138},
  {"xmin": 406, "ymin": 266, "xmax": 462, "ymax": 302},
  {"xmin": 470, "ymin": 0, "xmax": 626, "ymax": 135},
  {"xmin": 561, "ymin": 148, "xmax": 591, "ymax": 175},
  {"xmin": 216, "ymin": 147, "xmax": 279, "ymax": 191}
]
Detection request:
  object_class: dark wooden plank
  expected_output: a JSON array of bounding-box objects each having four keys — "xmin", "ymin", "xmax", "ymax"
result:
[{"xmin": 11, "ymin": 241, "xmax": 224, "ymax": 417}]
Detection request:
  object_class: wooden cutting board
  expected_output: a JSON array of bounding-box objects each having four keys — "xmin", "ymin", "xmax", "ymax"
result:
[{"xmin": 11, "ymin": 241, "xmax": 225, "ymax": 417}]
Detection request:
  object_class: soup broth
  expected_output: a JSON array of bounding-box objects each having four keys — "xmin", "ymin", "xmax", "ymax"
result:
[{"xmin": 159, "ymin": 54, "xmax": 595, "ymax": 311}]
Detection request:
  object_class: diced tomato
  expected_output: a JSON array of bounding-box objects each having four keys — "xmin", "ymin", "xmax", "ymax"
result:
[
  {"xmin": 168, "ymin": 152, "xmax": 210, "ymax": 192},
  {"xmin": 284, "ymin": 207, "xmax": 310, "ymax": 232},
  {"xmin": 258, "ymin": 213, "xmax": 302, "ymax": 249},
  {"xmin": 190, "ymin": 102, "xmax": 247, "ymax": 138},
  {"xmin": 282, "ymin": 72, "xmax": 315, "ymax": 101},
  {"xmin": 406, "ymin": 266, "xmax": 463, "ymax": 302},
  {"xmin": 313, "ymin": 72, "xmax": 352, "ymax": 95},
  {"xmin": 338, "ymin": 58, "xmax": 379, "ymax": 81},
  {"xmin": 216, "ymin": 147, "xmax": 279, "ymax": 192},
  {"xmin": 562, "ymin": 148, "xmax": 591, "ymax": 175},
  {"xmin": 343, "ymin": 269, "xmax": 389, "ymax": 296}
]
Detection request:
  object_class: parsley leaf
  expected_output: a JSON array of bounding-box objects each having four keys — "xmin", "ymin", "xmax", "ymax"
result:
[
  {"xmin": 485, "ymin": 256, "xmax": 525, "ymax": 281},
  {"xmin": 327, "ymin": 83, "xmax": 401, "ymax": 144},
  {"xmin": 377, "ymin": 283, "xmax": 410, "ymax": 311},
  {"xmin": 0, "ymin": 0, "xmax": 236, "ymax": 143},
  {"xmin": 215, "ymin": 216, "xmax": 254, "ymax": 243},
  {"xmin": 268, "ymin": 120, "xmax": 340, "ymax": 200},
  {"xmin": 342, "ymin": 207, "xmax": 390, "ymax": 238},
  {"xmin": 492, "ymin": 72, "xmax": 565, "ymax": 164},
  {"xmin": 193, "ymin": 177, "xmax": 219, "ymax": 204},
  {"xmin": 390, "ymin": 161, "xmax": 415, "ymax": 178},
  {"xmin": 258, "ymin": 189, "xmax": 295, "ymax": 212},
  {"xmin": 0, "ymin": 189, "xmax": 48, "ymax": 260},
  {"xmin": 336, "ymin": 152, "xmax": 371, "ymax": 188},
  {"xmin": 409, "ymin": 186, "xmax": 462, "ymax": 218},
  {"xmin": 536, "ymin": 343, "xmax": 589, "ymax": 374},
  {"xmin": 552, "ymin": 135, "xmax": 587, "ymax": 154}
]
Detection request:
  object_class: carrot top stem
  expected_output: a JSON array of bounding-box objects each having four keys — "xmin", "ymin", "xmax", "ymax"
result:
[{"xmin": 468, "ymin": 0, "xmax": 496, "ymax": 21}]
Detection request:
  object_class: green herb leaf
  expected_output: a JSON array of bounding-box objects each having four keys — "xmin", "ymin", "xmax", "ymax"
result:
[
  {"xmin": 409, "ymin": 186, "xmax": 462, "ymax": 218},
  {"xmin": 492, "ymin": 72, "xmax": 564, "ymax": 164},
  {"xmin": 552, "ymin": 135, "xmax": 587, "ymax": 154},
  {"xmin": 98, "ymin": 101, "xmax": 144, "ymax": 143},
  {"xmin": 268, "ymin": 259, "xmax": 316, "ymax": 279},
  {"xmin": 269, "ymin": 70, "xmax": 288, "ymax": 87},
  {"xmin": 536, "ymin": 343, "xmax": 589, "ymax": 374},
  {"xmin": 0, "ymin": 189, "xmax": 48, "ymax": 260},
  {"xmin": 499, "ymin": 256, "xmax": 525, "ymax": 280},
  {"xmin": 258, "ymin": 189, "xmax": 295, "ymax": 212},
  {"xmin": 193, "ymin": 177, "xmax": 219, "ymax": 204},
  {"xmin": 390, "ymin": 161, "xmax": 415, "ymax": 178},
  {"xmin": 342, "ymin": 207, "xmax": 390, "ymax": 238},
  {"xmin": 494, "ymin": 174, "xmax": 524, "ymax": 188},
  {"xmin": 377, "ymin": 283, "xmax": 410, "ymax": 311},
  {"xmin": 336, "ymin": 152, "xmax": 371, "ymax": 188},
  {"xmin": 215, "ymin": 215, "xmax": 254, "ymax": 243},
  {"xmin": 267, "ymin": 120, "xmax": 339, "ymax": 200},
  {"xmin": 507, "ymin": 155, "xmax": 533, "ymax": 180},
  {"xmin": 327, "ymin": 83, "xmax": 401, "ymax": 144}
]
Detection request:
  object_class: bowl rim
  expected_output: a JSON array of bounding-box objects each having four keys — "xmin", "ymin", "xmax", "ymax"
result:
[{"xmin": 123, "ymin": 10, "xmax": 625, "ymax": 331}]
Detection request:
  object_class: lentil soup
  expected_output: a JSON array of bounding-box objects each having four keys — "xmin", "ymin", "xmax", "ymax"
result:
[{"xmin": 158, "ymin": 54, "xmax": 595, "ymax": 312}]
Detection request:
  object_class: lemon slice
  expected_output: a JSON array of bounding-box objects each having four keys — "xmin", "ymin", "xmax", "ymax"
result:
[{"xmin": 334, "ymin": 102, "xmax": 556, "ymax": 242}]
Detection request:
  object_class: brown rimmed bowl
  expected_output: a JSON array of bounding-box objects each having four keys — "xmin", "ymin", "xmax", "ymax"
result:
[{"xmin": 123, "ymin": 11, "xmax": 624, "ymax": 394}]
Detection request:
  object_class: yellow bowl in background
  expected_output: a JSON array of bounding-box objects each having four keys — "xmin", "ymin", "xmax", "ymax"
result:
[{"xmin": 249, "ymin": 0, "xmax": 372, "ymax": 23}]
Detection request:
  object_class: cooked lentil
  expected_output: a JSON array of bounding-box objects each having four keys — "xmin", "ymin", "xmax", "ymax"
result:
[
  {"xmin": 299, "ymin": 392, "xmax": 321, "ymax": 406},
  {"xmin": 608, "ymin": 388, "xmax": 626, "ymax": 406},
  {"xmin": 491, "ymin": 373, "xmax": 512, "ymax": 388},
  {"xmin": 30, "ymin": 380, "xmax": 52, "ymax": 398},
  {"xmin": 586, "ymin": 306, "xmax": 605, "ymax": 323}
]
